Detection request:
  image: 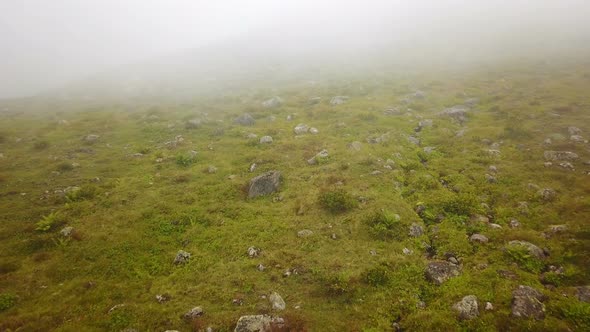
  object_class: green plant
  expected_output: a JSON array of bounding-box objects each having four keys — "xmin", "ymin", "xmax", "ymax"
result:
[
  {"xmin": 364, "ymin": 264, "xmax": 391, "ymax": 286},
  {"xmin": 33, "ymin": 140, "xmax": 50, "ymax": 150},
  {"xmin": 35, "ymin": 212, "xmax": 60, "ymax": 232},
  {"xmin": 559, "ymin": 302, "xmax": 590, "ymax": 330},
  {"xmin": 319, "ymin": 189, "xmax": 357, "ymax": 213},
  {"xmin": 506, "ymin": 246, "xmax": 544, "ymax": 273},
  {"xmin": 56, "ymin": 162, "xmax": 74, "ymax": 172},
  {"xmin": 176, "ymin": 153, "xmax": 195, "ymax": 167},
  {"xmin": 0, "ymin": 293, "xmax": 17, "ymax": 311},
  {"xmin": 366, "ymin": 209, "xmax": 404, "ymax": 240},
  {"xmin": 326, "ymin": 273, "xmax": 352, "ymax": 295},
  {"xmin": 66, "ymin": 185, "xmax": 97, "ymax": 202}
]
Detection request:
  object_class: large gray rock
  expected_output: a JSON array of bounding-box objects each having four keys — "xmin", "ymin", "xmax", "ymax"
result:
[
  {"xmin": 453, "ymin": 295, "xmax": 479, "ymax": 320},
  {"xmin": 234, "ymin": 113, "xmax": 256, "ymax": 126},
  {"xmin": 174, "ymin": 250, "xmax": 191, "ymax": 265},
  {"xmin": 234, "ymin": 315, "xmax": 284, "ymax": 332},
  {"xmin": 543, "ymin": 151, "xmax": 579, "ymax": 161},
  {"xmin": 507, "ymin": 241, "xmax": 546, "ymax": 259},
  {"xmin": 269, "ymin": 292, "xmax": 286, "ymax": 310},
  {"xmin": 248, "ymin": 171, "xmax": 281, "ymax": 198},
  {"xmin": 511, "ymin": 285, "xmax": 546, "ymax": 319},
  {"xmin": 261, "ymin": 96, "xmax": 283, "ymax": 108},
  {"xmin": 425, "ymin": 261, "xmax": 461, "ymax": 285}
]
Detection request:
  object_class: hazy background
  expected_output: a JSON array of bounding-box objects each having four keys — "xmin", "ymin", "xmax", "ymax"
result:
[{"xmin": 1, "ymin": 0, "xmax": 589, "ymax": 99}]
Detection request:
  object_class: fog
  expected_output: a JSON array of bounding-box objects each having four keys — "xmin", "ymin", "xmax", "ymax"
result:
[{"xmin": 1, "ymin": 0, "xmax": 589, "ymax": 98}]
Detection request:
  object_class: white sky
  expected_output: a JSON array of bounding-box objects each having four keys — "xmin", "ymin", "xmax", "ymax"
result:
[{"xmin": 0, "ymin": 0, "xmax": 589, "ymax": 97}]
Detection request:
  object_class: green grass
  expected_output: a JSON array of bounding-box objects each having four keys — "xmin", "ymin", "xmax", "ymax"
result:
[{"xmin": 0, "ymin": 61, "xmax": 589, "ymax": 331}]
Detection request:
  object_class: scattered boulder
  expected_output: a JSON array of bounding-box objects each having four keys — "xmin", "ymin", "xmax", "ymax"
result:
[
  {"xmin": 174, "ymin": 250, "xmax": 191, "ymax": 265},
  {"xmin": 453, "ymin": 295, "xmax": 479, "ymax": 320},
  {"xmin": 511, "ymin": 285, "xmax": 546, "ymax": 319},
  {"xmin": 247, "ymin": 247, "xmax": 260, "ymax": 258},
  {"xmin": 568, "ymin": 126, "xmax": 582, "ymax": 135},
  {"xmin": 83, "ymin": 134, "xmax": 100, "ymax": 143},
  {"xmin": 348, "ymin": 141, "xmax": 362, "ymax": 151},
  {"xmin": 297, "ymin": 229, "xmax": 313, "ymax": 238},
  {"xmin": 576, "ymin": 286, "xmax": 590, "ymax": 303},
  {"xmin": 234, "ymin": 114, "xmax": 255, "ymax": 126},
  {"xmin": 269, "ymin": 292, "xmax": 286, "ymax": 310},
  {"xmin": 248, "ymin": 171, "xmax": 281, "ymax": 198},
  {"xmin": 307, "ymin": 149, "xmax": 329, "ymax": 165},
  {"xmin": 507, "ymin": 241, "xmax": 546, "ymax": 259},
  {"xmin": 183, "ymin": 306, "xmax": 203, "ymax": 320},
  {"xmin": 470, "ymin": 234, "xmax": 489, "ymax": 243},
  {"xmin": 330, "ymin": 96, "xmax": 349, "ymax": 105},
  {"xmin": 234, "ymin": 315, "xmax": 284, "ymax": 332},
  {"xmin": 60, "ymin": 226, "xmax": 74, "ymax": 237},
  {"xmin": 425, "ymin": 261, "xmax": 461, "ymax": 285},
  {"xmin": 259, "ymin": 136, "xmax": 273, "ymax": 144},
  {"xmin": 408, "ymin": 223, "xmax": 424, "ymax": 237},
  {"xmin": 261, "ymin": 96, "xmax": 283, "ymax": 108},
  {"xmin": 537, "ymin": 188, "xmax": 556, "ymax": 201},
  {"xmin": 293, "ymin": 123, "xmax": 310, "ymax": 135},
  {"xmin": 543, "ymin": 151, "xmax": 579, "ymax": 161}
]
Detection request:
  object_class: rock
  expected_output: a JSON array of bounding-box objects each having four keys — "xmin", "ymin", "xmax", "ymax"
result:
[
  {"xmin": 330, "ymin": 96, "xmax": 349, "ymax": 105},
  {"xmin": 558, "ymin": 162, "xmax": 575, "ymax": 170},
  {"xmin": 261, "ymin": 96, "xmax": 283, "ymax": 108},
  {"xmin": 156, "ymin": 294, "xmax": 171, "ymax": 303},
  {"xmin": 183, "ymin": 306, "xmax": 204, "ymax": 320},
  {"xmin": 507, "ymin": 241, "xmax": 546, "ymax": 259},
  {"xmin": 234, "ymin": 315, "xmax": 284, "ymax": 332},
  {"xmin": 247, "ymin": 247, "xmax": 260, "ymax": 258},
  {"xmin": 384, "ymin": 107, "xmax": 403, "ymax": 116},
  {"xmin": 308, "ymin": 97, "xmax": 322, "ymax": 105},
  {"xmin": 548, "ymin": 225, "xmax": 567, "ymax": 233},
  {"xmin": 485, "ymin": 302, "xmax": 494, "ymax": 311},
  {"xmin": 408, "ymin": 136, "xmax": 420, "ymax": 146},
  {"xmin": 510, "ymin": 219, "xmax": 521, "ymax": 228},
  {"xmin": 409, "ymin": 223, "xmax": 424, "ymax": 237},
  {"xmin": 297, "ymin": 229, "xmax": 313, "ymax": 238},
  {"xmin": 470, "ymin": 234, "xmax": 489, "ymax": 243},
  {"xmin": 544, "ymin": 151, "xmax": 579, "ymax": 161},
  {"xmin": 453, "ymin": 295, "xmax": 479, "ymax": 320},
  {"xmin": 293, "ymin": 123, "xmax": 309, "ymax": 135},
  {"xmin": 537, "ymin": 188, "xmax": 556, "ymax": 201},
  {"xmin": 448, "ymin": 257, "xmax": 459, "ymax": 265},
  {"xmin": 248, "ymin": 171, "xmax": 281, "ymax": 198},
  {"xmin": 403, "ymin": 248, "xmax": 413, "ymax": 255},
  {"xmin": 257, "ymin": 264, "xmax": 265, "ymax": 271},
  {"xmin": 489, "ymin": 223, "xmax": 502, "ymax": 229},
  {"xmin": 471, "ymin": 214, "xmax": 489, "ymax": 223},
  {"xmin": 348, "ymin": 141, "xmax": 362, "ymax": 151},
  {"xmin": 543, "ymin": 138, "xmax": 552, "ymax": 145},
  {"xmin": 83, "ymin": 134, "xmax": 100, "ymax": 142},
  {"xmin": 207, "ymin": 165, "xmax": 218, "ymax": 174},
  {"xmin": 568, "ymin": 126, "xmax": 582, "ymax": 135},
  {"xmin": 418, "ymin": 119, "xmax": 433, "ymax": 129},
  {"xmin": 60, "ymin": 226, "xmax": 74, "ymax": 237},
  {"xmin": 570, "ymin": 135, "xmax": 587, "ymax": 143},
  {"xmin": 425, "ymin": 261, "xmax": 461, "ymax": 285},
  {"xmin": 439, "ymin": 106, "xmax": 469, "ymax": 123},
  {"xmin": 307, "ymin": 149, "xmax": 329, "ymax": 165},
  {"xmin": 576, "ymin": 286, "xmax": 590, "ymax": 302},
  {"xmin": 423, "ymin": 146, "xmax": 436, "ymax": 154},
  {"xmin": 485, "ymin": 174, "xmax": 497, "ymax": 183},
  {"xmin": 249, "ymin": 163, "xmax": 257, "ymax": 172},
  {"xmin": 186, "ymin": 119, "xmax": 202, "ymax": 129},
  {"xmin": 286, "ymin": 114, "xmax": 294, "ymax": 121},
  {"xmin": 309, "ymin": 127, "xmax": 319, "ymax": 135},
  {"xmin": 234, "ymin": 113, "xmax": 255, "ymax": 126},
  {"xmin": 269, "ymin": 292, "xmax": 286, "ymax": 310},
  {"xmin": 259, "ymin": 136, "xmax": 273, "ymax": 144},
  {"xmin": 174, "ymin": 250, "xmax": 191, "ymax": 265},
  {"xmin": 246, "ymin": 133, "xmax": 258, "ymax": 139},
  {"xmin": 511, "ymin": 285, "xmax": 546, "ymax": 319}
]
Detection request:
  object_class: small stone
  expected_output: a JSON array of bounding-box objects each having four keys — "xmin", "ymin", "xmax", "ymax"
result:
[
  {"xmin": 294, "ymin": 123, "xmax": 310, "ymax": 135},
  {"xmin": 488, "ymin": 165, "xmax": 497, "ymax": 173},
  {"xmin": 173, "ymin": 250, "xmax": 191, "ymax": 265},
  {"xmin": 409, "ymin": 223, "xmax": 424, "ymax": 237},
  {"xmin": 470, "ymin": 234, "xmax": 489, "ymax": 243},
  {"xmin": 448, "ymin": 257, "xmax": 459, "ymax": 265},
  {"xmin": 511, "ymin": 285, "xmax": 546, "ymax": 319},
  {"xmin": 60, "ymin": 226, "xmax": 74, "ymax": 237},
  {"xmin": 247, "ymin": 247, "xmax": 260, "ymax": 258},
  {"xmin": 257, "ymin": 264, "xmax": 265, "ymax": 271},
  {"xmin": 485, "ymin": 174, "xmax": 497, "ymax": 183},
  {"xmin": 269, "ymin": 292, "xmax": 286, "ymax": 310},
  {"xmin": 453, "ymin": 295, "xmax": 479, "ymax": 320},
  {"xmin": 309, "ymin": 127, "xmax": 319, "ymax": 134},
  {"xmin": 207, "ymin": 165, "xmax": 217, "ymax": 174},
  {"xmin": 348, "ymin": 141, "xmax": 362, "ymax": 151},
  {"xmin": 489, "ymin": 223, "xmax": 502, "ymax": 229},
  {"xmin": 425, "ymin": 261, "xmax": 461, "ymax": 285},
  {"xmin": 259, "ymin": 136, "xmax": 273, "ymax": 144},
  {"xmin": 510, "ymin": 219, "xmax": 521, "ymax": 228},
  {"xmin": 537, "ymin": 188, "xmax": 557, "ymax": 201},
  {"xmin": 403, "ymin": 248, "xmax": 413, "ymax": 255},
  {"xmin": 183, "ymin": 306, "xmax": 203, "ymax": 320},
  {"xmin": 331, "ymin": 233, "xmax": 337, "ymax": 240},
  {"xmin": 297, "ymin": 229, "xmax": 313, "ymax": 238},
  {"xmin": 485, "ymin": 302, "xmax": 494, "ymax": 311},
  {"xmin": 156, "ymin": 294, "xmax": 171, "ymax": 303}
]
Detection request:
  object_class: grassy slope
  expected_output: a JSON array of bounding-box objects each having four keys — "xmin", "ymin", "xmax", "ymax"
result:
[{"xmin": 0, "ymin": 62, "xmax": 589, "ymax": 331}]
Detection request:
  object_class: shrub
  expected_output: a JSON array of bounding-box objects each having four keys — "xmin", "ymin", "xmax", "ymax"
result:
[
  {"xmin": 366, "ymin": 209, "xmax": 405, "ymax": 240},
  {"xmin": 326, "ymin": 273, "xmax": 353, "ymax": 295},
  {"xmin": 0, "ymin": 293, "xmax": 17, "ymax": 311},
  {"xmin": 66, "ymin": 185, "xmax": 97, "ymax": 202},
  {"xmin": 506, "ymin": 246, "xmax": 544, "ymax": 273},
  {"xmin": 35, "ymin": 212, "xmax": 60, "ymax": 232},
  {"xmin": 559, "ymin": 302, "xmax": 590, "ymax": 331},
  {"xmin": 176, "ymin": 153, "xmax": 195, "ymax": 167},
  {"xmin": 364, "ymin": 264, "xmax": 391, "ymax": 286},
  {"xmin": 319, "ymin": 189, "xmax": 357, "ymax": 213}
]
